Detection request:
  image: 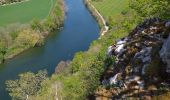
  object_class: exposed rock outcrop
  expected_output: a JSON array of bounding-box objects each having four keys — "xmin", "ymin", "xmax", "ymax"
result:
[
  {"xmin": 160, "ymin": 34, "xmax": 170, "ymax": 73},
  {"xmin": 96, "ymin": 18, "xmax": 170, "ymax": 99}
]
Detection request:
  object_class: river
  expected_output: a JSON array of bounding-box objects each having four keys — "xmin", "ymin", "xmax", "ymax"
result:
[{"xmin": 0, "ymin": 0, "xmax": 100, "ymax": 99}]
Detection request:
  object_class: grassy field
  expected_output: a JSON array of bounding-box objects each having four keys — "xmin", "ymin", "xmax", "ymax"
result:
[
  {"xmin": 0, "ymin": 0, "xmax": 55, "ymax": 26},
  {"xmin": 92, "ymin": 0, "xmax": 129, "ymax": 18}
]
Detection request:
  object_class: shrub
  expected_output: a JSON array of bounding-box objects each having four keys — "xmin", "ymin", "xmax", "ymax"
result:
[{"xmin": 6, "ymin": 70, "xmax": 48, "ymax": 100}]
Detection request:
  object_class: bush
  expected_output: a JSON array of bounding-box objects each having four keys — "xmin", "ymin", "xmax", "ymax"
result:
[{"xmin": 6, "ymin": 70, "xmax": 48, "ymax": 100}]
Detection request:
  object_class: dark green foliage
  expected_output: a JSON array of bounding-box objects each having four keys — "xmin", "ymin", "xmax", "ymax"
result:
[
  {"xmin": 104, "ymin": 56, "xmax": 115, "ymax": 67},
  {"xmin": 129, "ymin": 0, "xmax": 170, "ymax": 19},
  {"xmin": 0, "ymin": 31, "xmax": 11, "ymax": 63},
  {"xmin": 31, "ymin": 19, "xmax": 44, "ymax": 32},
  {"xmin": 59, "ymin": 48, "xmax": 105, "ymax": 99}
]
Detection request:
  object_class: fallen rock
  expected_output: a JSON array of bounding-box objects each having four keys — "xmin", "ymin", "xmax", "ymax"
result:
[{"xmin": 109, "ymin": 73, "xmax": 121, "ymax": 85}]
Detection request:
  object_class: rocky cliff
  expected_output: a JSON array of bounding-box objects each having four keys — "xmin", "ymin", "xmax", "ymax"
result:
[{"xmin": 95, "ymin": 18, "xmax": 170, "ymax": 99}]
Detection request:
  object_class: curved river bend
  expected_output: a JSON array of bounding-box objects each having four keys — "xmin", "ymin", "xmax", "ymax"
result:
[{"xmin": 0, "ymin": 0, "xmax": 100, "ymax": 99}]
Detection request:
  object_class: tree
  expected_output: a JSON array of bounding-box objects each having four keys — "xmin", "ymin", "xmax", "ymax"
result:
[
  {"xmin": 129, "ymin": 0, "xmax": 170, "ymax": 19},
  {"xmin": 31, "ymin": 19, "xmax": 44, "ymax": 32},
  {"xmin": 6, "ymin": 70, "xmax": 48, "ymax": 100},
  {"xmin": 0, "ymin": 42, "xmax": 7, "ymax": 63},
  {"xmin": 0, "ymin": 32, "xmax": 12, "ymax": 63}
]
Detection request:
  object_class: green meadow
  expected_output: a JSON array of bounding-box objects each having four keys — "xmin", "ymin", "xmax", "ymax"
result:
[
  {"xmin": 92, "ymin": 0, "xmax": 129, "ymax": 18},
  {"xmin": 0, "ymin": 0, "xmax": 54, "ymax": 26}
]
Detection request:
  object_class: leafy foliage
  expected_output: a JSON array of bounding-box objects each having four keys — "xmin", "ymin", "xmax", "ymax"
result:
[
  {"xmin": 129, "ymin": 0, "xmax": 170, "ymax": 19},
  {"xmin": 0, "ymin": 0, "xmax": 64, "ymax": 63},
  {"xmin": 5, "ymin": 0, "xmax": 170, "ymax": 99},
  {"xmin": 6, "ymin": 70, "xmax": 48, "ymax": 100}
]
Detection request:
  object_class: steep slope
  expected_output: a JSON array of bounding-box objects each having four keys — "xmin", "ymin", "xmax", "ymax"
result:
[{"xmin": 95, "ymin": 18, "xmax": 170, "ymax": 99}]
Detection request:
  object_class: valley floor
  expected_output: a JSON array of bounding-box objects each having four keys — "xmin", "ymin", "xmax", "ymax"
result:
[{"xmin": 0, "ymin": 0, "xmax": 55, "ymax": 26}]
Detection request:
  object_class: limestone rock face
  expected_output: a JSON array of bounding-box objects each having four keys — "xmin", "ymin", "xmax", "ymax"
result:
[
  {"xmin": 160, "ymin": 35, "xmax": 170, "ymax": 73},
  {"xmin": 98, "ymin": 18, "xmax": 170, "ymax": 99}
]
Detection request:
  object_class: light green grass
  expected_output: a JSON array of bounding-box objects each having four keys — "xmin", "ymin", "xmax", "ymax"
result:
[
  {"xmin": 0, "ymin": 0, "xmax": 55, "ymax": 26},
  {"xmin": 92, "ymin": 0, "xmax": 129, "ymax": 18}
]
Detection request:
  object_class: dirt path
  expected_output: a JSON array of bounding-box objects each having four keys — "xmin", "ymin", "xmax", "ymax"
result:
[{"xmin": 86, "ymin": 0, "xmax": 109, "ymax": 37}]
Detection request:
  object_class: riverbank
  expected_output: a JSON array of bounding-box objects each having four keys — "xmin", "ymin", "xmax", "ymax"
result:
[
  {"xmin": 3, "ymin": 0, "xmax": 100, "ymax": 99},
  {"xmin": 5, "ymin": 0, "xmax": 170, "ymax": 99},
  {"xmin": 18, "ymin": 0, "xmax": 131, "ymax": 99},
  {"xmin": 84, "ymin": 0, "xmax": 108, "ymax": 37},
  {"xmin": 0, "ymin": 0, "xmax": 65, "ymax": 64}
]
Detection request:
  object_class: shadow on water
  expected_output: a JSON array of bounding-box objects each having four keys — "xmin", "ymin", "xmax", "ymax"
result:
[{"xmin": 0, "ymin": 0, "xmax": 100, "ymax": 99}]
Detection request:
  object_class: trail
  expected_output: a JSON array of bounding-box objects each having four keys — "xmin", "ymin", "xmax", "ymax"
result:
[{"xmin": 86, "ymin": 0, "xmax": 109, "ymax": 37}]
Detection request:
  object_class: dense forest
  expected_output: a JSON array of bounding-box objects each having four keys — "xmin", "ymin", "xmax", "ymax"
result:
[{"xmin": 3, "ymin": 0, "xmax": 170, "ymax": 100}]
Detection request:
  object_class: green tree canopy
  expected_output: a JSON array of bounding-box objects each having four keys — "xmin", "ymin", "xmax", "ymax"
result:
[
  {"xmin": 6, "ymin": 70, "xmax": 48, "ymax": 100},
  {"xmin": 130, "ymin": 0, "xmax": 170, "ymax": 19}
]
